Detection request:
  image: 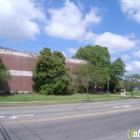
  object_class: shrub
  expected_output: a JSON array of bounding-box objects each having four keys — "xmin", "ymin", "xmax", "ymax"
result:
[
  {"xmin": 33, "ymin": 48, "xmax": 72, "ymax": 95},
  {"xmin": 64, "ymin": 84, "xmax": 75, "ymax": 95},
  {"xmin": 4, "ymin": 91, "xmax": 11, "ymax": 95},
  {"xmin": 13, "ymin": 91, "xmax": 18, "ymax": 95},
  {"xmin": 39, "ymin": 85, "xmax": 53, "ymax": 95}
]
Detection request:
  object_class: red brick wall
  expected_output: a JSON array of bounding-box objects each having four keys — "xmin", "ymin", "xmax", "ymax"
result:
[
  {"xmin": 0, "ymin": 54, "xmax": 36, "ymax": 71},
  {"xmin": 65, "ymin": 63, "xmax": 80, "ymax": 74},
  {"xmin": 0, "ymin": 53, "xmax": 36, "ymax": 92},
  {"xmin": 0, "ymin": 53, "xmax": 80, "ymax": 92},
  {"xmin": 8, "ymin": 76, "xmax": 33, "ymax": 91}
]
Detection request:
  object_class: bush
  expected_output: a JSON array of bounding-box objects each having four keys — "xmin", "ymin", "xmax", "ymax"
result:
[
  {"xmin": 39, "ymin": 85, "xmax": 53, "ymax": 95},
  {"xmin": 33, "ymin": 48, "xmax": 73, "ymax": 95},
  {"xmin": 75, "ymin": 84, "xmax": 87, "ymax": 93},
  {"xmin": 77, "ymin": 88, "xmax": 87, "ymax": 93},
  {"xmin": 13, "ymin": 91, "xmax": 18, "ymax": 95},
  {"xmin": 65, "ymin": 87, "xmax": 75, "ymax": 95},
  {"xmin": 4, "ymin": 91, "xmax": 11, "ymax": 95}
]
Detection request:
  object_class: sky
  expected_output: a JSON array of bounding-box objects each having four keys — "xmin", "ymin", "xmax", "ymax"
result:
[{"xmin": 0, "ymin": 0, "xmax": 140, "ymax": 72}]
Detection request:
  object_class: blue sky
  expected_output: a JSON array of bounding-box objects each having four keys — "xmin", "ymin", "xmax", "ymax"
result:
[{"xmin": 0, "ymin": 0, "xmax": 140, "ymax": 72}]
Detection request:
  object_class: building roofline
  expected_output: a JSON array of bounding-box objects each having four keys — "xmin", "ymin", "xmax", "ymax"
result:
[{"xmin": 0, "ymin": 47, "xmax": 87, "ymax": 64}]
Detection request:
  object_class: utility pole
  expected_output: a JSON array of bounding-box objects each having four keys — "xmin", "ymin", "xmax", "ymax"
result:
[{"xmin": 107, "ymin": 77, "xmax": 110, "ymax": 94}]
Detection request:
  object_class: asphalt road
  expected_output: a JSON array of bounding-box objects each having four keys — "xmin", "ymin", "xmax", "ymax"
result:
[{"xmin": 0, "ymin": 99, "xmax": 140, "ymax": 140}]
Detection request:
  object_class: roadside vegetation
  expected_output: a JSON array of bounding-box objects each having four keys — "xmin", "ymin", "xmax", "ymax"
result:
[
  {"xmin": 126, "ymin": 91, "xmax": 140, "ymax": 96},
  {"xmin": 0, "ymin": 90, "xmax": 139, "ymax": 107},
  {"xmin": 0, "ymin": 93, "xmax": 131, "ymax": 107},
  {"xmin": 0, "ymin": 93, "xmax": 126, "ymax": 102},
  {"xmin": 1, "ymin": 91, "xmax": 139, "ymax": 103},
  {"xmin": 32, "ymin": 48, "xmax": 74, "ymax": 95},
  {"xmin": 32, "ymin": 46, "xmax": 126, "ymax": 98},
  {"xmin": 0, "ymin": 57, "xmax": 11, "ymax": 90},
  {"xmin": 1, "ymin": 46, "xmax": 140, "ymax": 107}
]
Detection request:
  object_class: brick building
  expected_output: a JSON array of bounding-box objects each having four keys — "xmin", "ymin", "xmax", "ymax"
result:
[{"xmin": 0, "ymin": 47, "xmax": 86, "ymax": 93}]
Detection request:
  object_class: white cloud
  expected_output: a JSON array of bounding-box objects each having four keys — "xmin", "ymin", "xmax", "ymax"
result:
[
  {"xmin": 77, "ymin": 1, "xmax": 84, "ymax": 10},
  {"xmin": 132, "ymin": 50, "xmax": 140, "ymax": 58},
  {"xmin": 94, "ymin": 32, "xmax": 138, "ymax": 53},
  {"xmin": 83, "ymin": 31, "xmax": 97, "ymax": 42},
  {"xmin": 62, "ymin": 51, "xmax": 67, "ymax": 57},
  {"xmin": 44, "ymin": 0, "xmax": 138, "ymax": 55},
  {"xmin": 126, "ymin": 61, "xmax": 140, "ymax": 72},
  {"xmin": 121, "ymin": 54, "xmax": 130, "ymax": 61},
  {"xmin": 0, "ymin": 0, "xmax": 46, "ymax": 41},
  {"xmin": 45, "ymin": 0, "xmax": 101, "ymax": 40},
  {"xmin": 120, "ymin": 0, "xmax": 140, "ymax": 24},
  {"xmin": 66, "ymin": 48, "xmax": 78, "ymax": 54}
]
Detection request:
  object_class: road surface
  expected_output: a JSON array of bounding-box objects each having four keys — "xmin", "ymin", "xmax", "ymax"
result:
[{"xmin": 0, "ymin": 99, "xmax": 140, "ymax": 140}]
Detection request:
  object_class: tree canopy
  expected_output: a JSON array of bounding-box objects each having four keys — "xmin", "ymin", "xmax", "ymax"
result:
[
  {"xmin": 0, "ymin": 57, "xmax": 11, "ymax": 83},
  {"xmin": 73, "ymin": 45, "xmax": 111, "ymax": 67},
  {"xmin": 124, "ymin": 74, "xmax": 140, "ymax": 96},
  {"xmin": 73, "ymin": 45, "xmax": 111, "ymax": 87},
  {"xmin": 73, "ymin": 45, "xmax": 126, "ymax": 93},
  {"xmin": 33, "ymin": 48, "xmax": 73, "ymax": 95},
  {"xmin": 109, "ymin": 57, "xmax": 126, "ymax": 92},
  {"xmin": 0, "ymin": 57, "xmax": 11, "ymax": 91}
]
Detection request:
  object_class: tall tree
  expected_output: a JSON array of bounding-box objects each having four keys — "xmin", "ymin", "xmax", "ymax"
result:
[
  {"xmin": 75, "ymin": 66, "xmax": 90, "ymax": 100},
  {"xmin": 73, "ymin": 45, "xmax": 126, "ymax": 93},
  {"xmin": 73, "ymin": 45, "xmax": 111, "ymax": 89},
  {"xmin": 109, "ymin": 58, "xmax": 126, "ymax": 92},
  {"xmin": 124, "ymin": 74, "xmax": 140, "ymax": 97},
  {"xmin": 73, "ymin": 45, "xmax": 92, "ymax": 60},
  {"xmin": 33, "ymin": 48, "xmax": 73, "ymax": 95}
]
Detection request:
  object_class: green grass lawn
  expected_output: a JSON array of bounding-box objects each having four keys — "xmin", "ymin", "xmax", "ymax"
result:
[
  {"xmin": 0, "ymin": 93, "xmax": 128, "ymax": 102},
  {"xmin": 116, "ymin": 91, "xmax": 140, "ymax": 96},
  {"xmin": 126, "ymin": 91, "xmax": 140, "ymax": 96},
  {"xmin": 0, "ymin": 93, "xmax": 136, "ymax": 107}
]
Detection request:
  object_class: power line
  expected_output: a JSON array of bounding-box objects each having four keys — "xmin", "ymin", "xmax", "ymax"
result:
[
  {"xmin": 0, "ymin": 44, "xmax": 140, "ymax": 73},
  {"xmin": 0, "ymin": 33, "xmax": 68, "ymax": 49},
  {"xmin": 0, "ymin": 13, "xmax": 83, "ymax": 36},
  {"xmin": 67, "ymin": 62, "xmax": 140, "ymax": 73},
  {"xmin": 0, "ymin": 14, "xmax": 140, "ymax": 73},
  {"xmin": 0, "ymin": 14, "xmax": 44, "ymax": 31}
]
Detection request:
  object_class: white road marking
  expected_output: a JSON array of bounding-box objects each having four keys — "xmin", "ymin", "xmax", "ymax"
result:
[
  {"xmin": 10, "ymin": 116, "xmax": 17, "ymax": 120},
  {"xmin": 114, "ymin": 105, "xmax": 131, "ymax": 109},
  {"xmin": 14, "ymin": 114, "xmax": 34, "ymax": 117},
  {"xmin": 0, "ymin": 116, "xmax": 5, "ymax": 119},
  {"xmin": 123, "ymin": 105, "xmax": 131, "ymax": 108},
  {"xmin": 9, "ymin": 114, "xmax": 34, "ymax": 120}
]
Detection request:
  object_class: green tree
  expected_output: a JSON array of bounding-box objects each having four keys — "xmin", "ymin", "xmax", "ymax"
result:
[
  {"xmin": 73, "ymin": 45, "xmax": 111, "ymax": 90},
  {"xmin": 72, "ymin": 45, "xmax": 92, "ymax": 60},
  {"xmin": 124, "ymin": 74, "xmax": 140, "ymax": 97},
  {"xmin": 0, "ymin": 57, "xmax": 11, "ymax": 88},
  {"xmin": 75, "ymin": 66, "xmax": 90, "ymax": 100},
  {"xmin": 33, "ymin": 48, "xmax": 73, "ymax": 95},
  {"xmin": 0, "ymin": 57, "xmax": 11, "ymax": 82},
  {"xmin": 109, "ymin": 58, "xmax": 126, "ymax": 92}
]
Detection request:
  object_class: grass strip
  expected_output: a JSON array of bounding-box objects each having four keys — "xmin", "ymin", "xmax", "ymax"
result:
[{"xmin": 0, "ymin": 94, "xmax": 134, "ymax": 107}]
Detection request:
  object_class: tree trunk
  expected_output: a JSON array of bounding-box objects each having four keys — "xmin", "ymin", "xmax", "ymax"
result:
[
  {"xmin": 131, "ymin": 90, "xmax": 133, "ymax": 97},
  {"xmin": 86, "ymin": 86, "xmax": 89, "ymax": 101}
]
